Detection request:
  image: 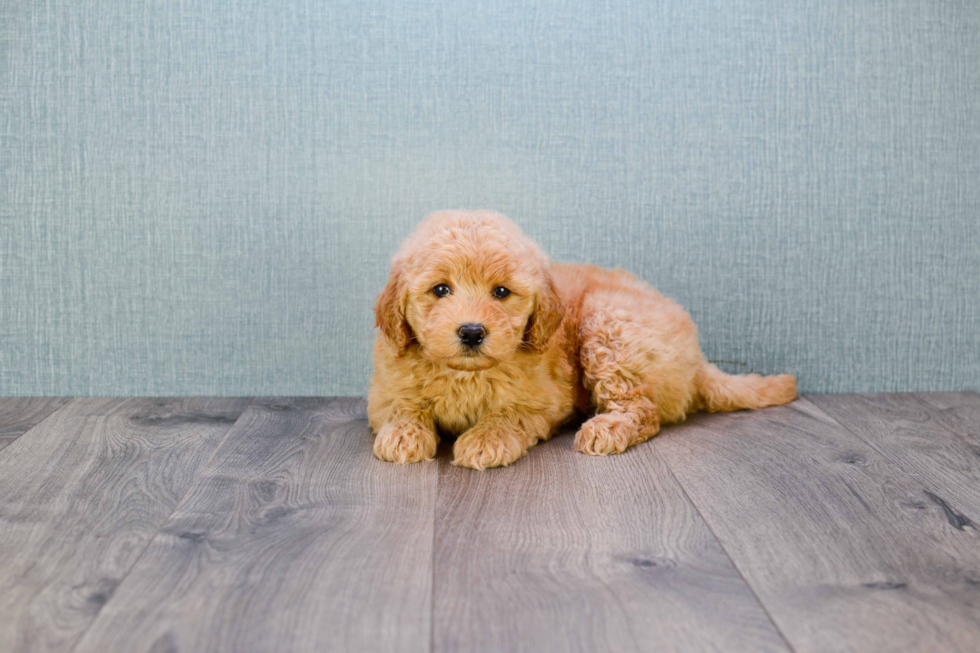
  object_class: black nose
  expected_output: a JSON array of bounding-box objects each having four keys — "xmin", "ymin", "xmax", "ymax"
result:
[{"xmin": 458, "ymin": 323, "xmax": 486, "ymax": 348}]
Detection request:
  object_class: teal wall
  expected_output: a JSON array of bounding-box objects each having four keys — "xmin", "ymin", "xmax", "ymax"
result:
[{"xmin": 2, "ymin": 0, "xmax": 978, "ymax": 396}]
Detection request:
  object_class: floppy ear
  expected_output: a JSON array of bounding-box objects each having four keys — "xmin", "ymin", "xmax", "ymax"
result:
[
  {"xmin": 524, "ymin": 272, "xmax": 564, "ymax": 351},
  {"xmin": 374, "ymin": 264, "xmax": 414, "ymax": 355}
]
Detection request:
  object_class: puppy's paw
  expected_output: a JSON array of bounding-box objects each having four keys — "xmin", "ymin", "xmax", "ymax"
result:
[
  {"xmin": 374, "ymin": 420, "xmax": 438, "ymax": 464},
  {"xmin": 575, "ymin": 411, "xmax": 658, "ymax": 456},
  {"xmin": 452, "ymin": 429, "xmax": 528, "ymax": 470}
]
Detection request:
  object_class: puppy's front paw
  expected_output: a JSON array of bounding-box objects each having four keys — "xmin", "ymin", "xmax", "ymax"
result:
[
  {"xmin": 575, "ymin": 411, "xmax": 658, "ymax": 456},
  {"xmin": 452, "ymin": 429, "xmax": 528, "ymax": 470},
  {"xmin": 374, "ymin": 420, "xmax": 438, "ymax": 464}
]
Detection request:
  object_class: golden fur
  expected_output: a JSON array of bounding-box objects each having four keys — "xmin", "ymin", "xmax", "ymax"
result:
[{"xmin": 368, "ymin": 210, "xmax": 797, "ymax": 469}]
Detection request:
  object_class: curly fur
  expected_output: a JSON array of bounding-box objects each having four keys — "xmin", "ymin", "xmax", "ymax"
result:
[{"xmin": 368, "ymin": 210, "xmax": 796, "ymax": 469}]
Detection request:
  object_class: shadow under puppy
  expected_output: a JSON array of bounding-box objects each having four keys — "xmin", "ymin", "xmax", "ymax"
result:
[{"xmin": 369, "ymin": 210, "xmax": 796, "ymax": 470}]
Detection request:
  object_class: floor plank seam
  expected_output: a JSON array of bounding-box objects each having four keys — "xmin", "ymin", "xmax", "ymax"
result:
[
  {"xmin": 430, "ymin": 459, "xmax": 440, "ymax": 653},
  {"xmin": 799, "ymin": 396, "xmax": 955, "ymax": 494},
  {"xmin": 0, "ymin": 397, "xmax": 77, "ymax": 457},
  {"xmin": 802, "ymin": 395, "xmax": 980, "ymax": 535},
  {"xmin": 802, "ymin": 396, "xmax": 929, "ymax": 459},
  {"xmin": 651, "ymin": 442, "xmax": 799, "ymax": 653},
  {"xmin": 65, "ymin": 397, "xmax": 260, "ymax": 653}
]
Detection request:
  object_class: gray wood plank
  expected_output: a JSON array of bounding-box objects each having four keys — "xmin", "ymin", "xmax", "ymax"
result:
[
  {"xmin": 0, "ymin": 397, "xmax": 249, "ymax": 653},
  {"xmin": 809, "ymin": 393, "xmax": 980, "ymax": 529},
  {"xmin": 915, "ymin": 392, "xmax": 980, "ymax": 455},
  {"xmin": 72, "ymin": 398, "xmax": 436, "ymax": 653},
  {"xmin": 433, "ymin": 427, "xmax": 790, "ymax": 653},
  {"xmin": 654, "ymin": 397, "xmax": 980, "ymax": 653},
  {"xmin": 0, "ymin": 397, "xmax": 71, "ymax": 451}
]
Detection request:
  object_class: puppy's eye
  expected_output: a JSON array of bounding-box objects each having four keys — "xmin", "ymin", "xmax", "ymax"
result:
[
  {"xmin": 432, "ymin": 284, "xmax": 452, "ymax": 298},
  {"xmin": 492, "ymin": 286, "xmax": 511, "ymax": 299}
]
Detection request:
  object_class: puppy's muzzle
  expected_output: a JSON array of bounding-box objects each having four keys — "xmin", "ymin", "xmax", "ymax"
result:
[{"xmin": 458, "ymin": 323, "xmax": 486, "ymax": 349}]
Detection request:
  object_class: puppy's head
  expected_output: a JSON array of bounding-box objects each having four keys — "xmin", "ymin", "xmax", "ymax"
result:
[{"xmin": 375, "ymin": 210, "xmax": 563, "ymax": 370}]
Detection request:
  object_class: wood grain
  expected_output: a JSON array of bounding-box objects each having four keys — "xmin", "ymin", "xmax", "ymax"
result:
[
  {"xmin": 3, "ymin": 393, "xmax": 977, "ymax": 653},
  {"xmin": 810, "ymin": 393, "xmax": 980, "ymax": 530},
  {"xmin": 0, "ymin": 397, "xmax": 249, "ymax": 653},
  {"xmin": 915, "ymin": 392, "xmax": 980, "ymax": 463},
  {"xmin": 0, "ymin": 397, "xmax": 71, "ymax": 451},
  {"xmin": 73, "ymin": 398, "xmax": 436, "ymax": 653},
  {"xmin": 433, "ymin": 428, "xmax": 790, "ymax": 653},
  {"xmin": 654, "ymin": 397, "xmax": 980, "ymax": 653}
]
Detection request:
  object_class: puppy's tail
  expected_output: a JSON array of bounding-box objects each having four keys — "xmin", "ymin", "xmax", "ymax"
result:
[{"xmin": 694, "ymin": 362, "xmax": 796, "ymax": 413}]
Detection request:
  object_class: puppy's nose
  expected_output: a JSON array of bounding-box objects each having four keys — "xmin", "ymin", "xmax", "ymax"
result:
[{"xmin": 458, "ymin": 323, "xmax": 486, "ymax": 348}]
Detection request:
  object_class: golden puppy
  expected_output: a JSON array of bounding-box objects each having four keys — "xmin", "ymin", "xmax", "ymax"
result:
[{"xmin": 368, "ymin": 210, "xmax": 796, "ymax": 470}]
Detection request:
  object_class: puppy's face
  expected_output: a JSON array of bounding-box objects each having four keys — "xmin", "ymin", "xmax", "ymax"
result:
[
  {"xmin": 376, "ymin": 211, "xmax": 562, "ymax": 370},
  {"xmin": 405, "ymin": 264, "xmax": 535, "ymax": 370}
]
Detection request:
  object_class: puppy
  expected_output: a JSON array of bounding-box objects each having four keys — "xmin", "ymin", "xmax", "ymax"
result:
[{"xmin": 368, "ymin": 210, "xmax": 796, "ymax": 470}]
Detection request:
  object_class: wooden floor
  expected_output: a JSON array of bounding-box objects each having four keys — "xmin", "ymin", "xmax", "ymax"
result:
[{"xmin": 1, "ymin": 395, "xmax": 979, "ymax": 653}]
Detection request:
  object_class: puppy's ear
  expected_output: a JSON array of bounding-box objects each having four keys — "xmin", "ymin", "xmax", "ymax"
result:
[
  {"xmin": 524, "ymin": 272, "xmax": 564, "ymax": 351},
  {"xmin": 375, "ymin": 264, "xmax": 413, "ymax": 355}
]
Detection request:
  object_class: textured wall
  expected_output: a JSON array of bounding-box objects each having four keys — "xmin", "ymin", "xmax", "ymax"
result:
[{"xmin": 2, "ymin": 0, "xmax": 978, "ymax": 396}]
